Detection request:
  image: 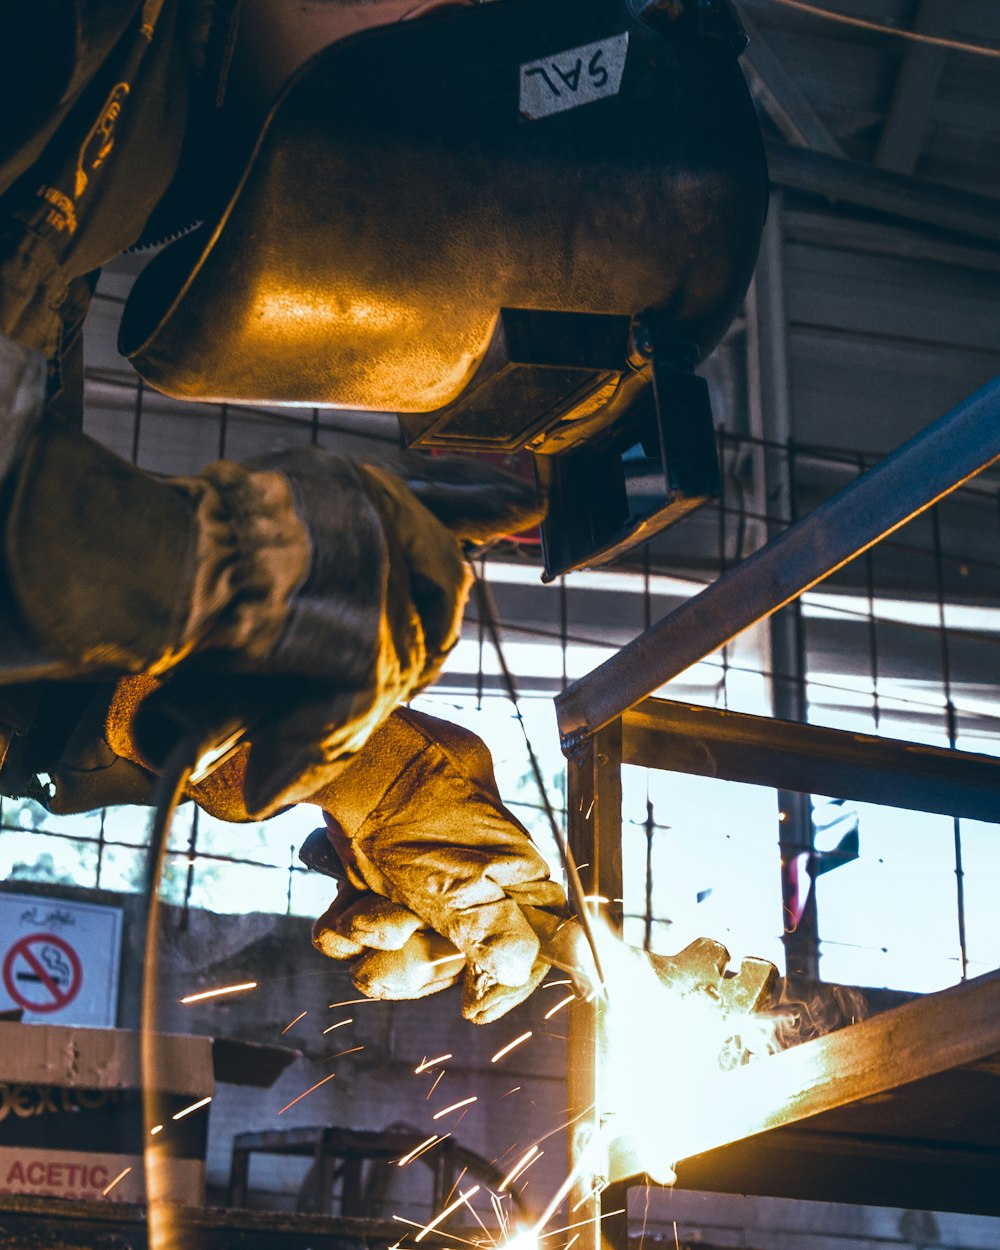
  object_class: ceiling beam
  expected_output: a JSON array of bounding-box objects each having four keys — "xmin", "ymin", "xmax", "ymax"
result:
[
  {"xmin": 876, "ymin": 0, "xmax": 955, "ymax": 175},
  {"xmin": 765, "ymin": 139, "xmax": 1000, "ymax": 246},
  {"xmin": 738, "ymin": 7, "xmax": 845, "ymax": 156},
  {"xmin": 784, "ymin": 208, "xmax": 1000, "ymax": 274}
]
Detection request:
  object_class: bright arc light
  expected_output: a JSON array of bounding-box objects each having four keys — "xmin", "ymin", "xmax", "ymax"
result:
[{"xmin": 594, "ymin": 923, "xmax": 787, "ymax": 1182}]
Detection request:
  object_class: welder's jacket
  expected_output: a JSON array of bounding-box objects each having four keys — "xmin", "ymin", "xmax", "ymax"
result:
[
  {"xmin": 1, "ymin": 0, "xmax": 238, "ymax": 389},
  {"xmin": 0, "ymin": 0, "xmax": 479, "ymax": 816},
  {"xmin": 0, "ymin": 0, "xmax": 241, "ymax": 804}
]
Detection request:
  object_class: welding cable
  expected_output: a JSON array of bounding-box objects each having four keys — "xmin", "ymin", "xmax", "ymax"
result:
[
  {"xmin": 468, "ymin": 561, "xmax": 607, "ymax": 996},
  {"xmin": 138, "ymin": 729, "xmax": 209, "ymax": 1250},
  {"xmin": 765, "ymin": 0, "xmax": 1000, "ymax": 61}
]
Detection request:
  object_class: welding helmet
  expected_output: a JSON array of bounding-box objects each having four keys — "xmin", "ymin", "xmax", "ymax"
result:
[{"xmin": 120, "ymin": 0, "xmax": 768, "ymax": 576}]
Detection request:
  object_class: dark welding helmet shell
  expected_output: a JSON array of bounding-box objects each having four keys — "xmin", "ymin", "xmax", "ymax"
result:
[{"xmin": 120, "ymin": 0, "xmax": 767, "ymax": 413}]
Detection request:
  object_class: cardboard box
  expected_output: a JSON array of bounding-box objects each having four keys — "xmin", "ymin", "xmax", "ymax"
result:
[{"xmin": 0, "ymin": 1022, "xmax": 214, "ymax": 1204}]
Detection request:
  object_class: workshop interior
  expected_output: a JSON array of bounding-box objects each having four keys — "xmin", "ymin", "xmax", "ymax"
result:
[{"xmin": 2, "ymin": 1, "xmax": 1000, "ymax": 1249}]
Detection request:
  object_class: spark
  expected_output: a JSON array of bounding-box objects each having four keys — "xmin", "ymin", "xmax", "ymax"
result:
[
  {"xmin": 397, "ymin": 1134, "xmax": 449, "ymax": 1167},
  {"xmin": 102, "ymin": 1166, "xmax": 131, "ymax": 1196},
  {"xmin": 543, "ymin": 994, "xmax": 575, "ymax": 1021},
  {"xmin": 638, "ymin": 1183, "xmax": 651, "ymax": 1250},
  {"xmin": 443, "ymin": 1166, "xmax": 469, "ymax": 1207},
  {"xmin": 459, "ymin": 1185, "xmax": 498, "ymax": 1244},
  {"xmin": 581, "ymin": 895, "xmax": 608, "ymax": 905},
  {"xmin": 499, "ymin": 1146, "xmax": 542, "ymax": 1191},
  {"xmin": 180, "ymin": 981, "xmax": 257, "ymax": 1004},
  {"xmin": 515, "ymin": 1144, "xmax": 595, "ymax": 1243},
  {"xmin": 172, "ymin": 1096, "xmax": 212, "ymax": 1120},
  {"xmin": 432, "ymin": 1096, "xmax": 477, "ymax": 1120},
  {"xmin": 565, "ymin": 1237, "xmax": 581, "ymax": 1250},
  {"xmin": 328, "ymin": 997, "xmax": 380, "ymax": 1008},
  {"xmin": 542, "ymin": 980, "xmax": 572, "ymax": 989},
  {"xmin": 391, "ymin": 1217, "xmax": 481, "ymax": 1248},
  {"xmin": 413, "ymin": 1186, "xmax": 480, "ymax": 1242},
  {"xmin": 323, "ymin": 1018, "xmax": 354, "ymax": 1034},
  {"xmin": 282, "ymin": 1011, "xmax": 308, "ymax": 1034},
  {"xmin": 415, "ymin": 1053, "xmax": 453, "ymax": 1074},
  {"xmin": 570, "ymin": 1186, "xmax": 603, "ymax": 1214},
  {"xmin": 490, "ymin": 1194, "xmax": 509, "ymax": 1239},
  {"xmin": 491, "ymin": 1032, "xmax": 532, "ymax": 1063},
  {"xmin": 501, "ymin": 1087, "xmax": 521, "ymax": 1097},
  {"xmin": 150, "ymin": 1124, "xmax": 163, "ymax": 1136},
  {"xmin": 538, "ymin": 1210, "xmax": 626, "ymax": 1239},
  {"xmin": 327, "ymin": 1046, "xmax": 365, "ymax": 1060},
  {"xmin": 426, "ymin": 1071, "xmax": 445, "ymax": 1100},
  {"xmin": 427, "ymin": 953, "xmax": 467, "ymax": 968},
  {"xmin": 528, "ymin": 1107, "xmax": 593, "ymax": 1151},
  {"xmin": 278, "ymin": 1072, "xmax": 336, "ymax": 1114}
]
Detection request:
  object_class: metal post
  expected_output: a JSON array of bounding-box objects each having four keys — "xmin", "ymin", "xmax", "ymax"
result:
[
  {"xmin": 745, "ymin": 193, "xmax": 818, "ymax": 978},
  {"xmin": 566, "ymin": 723, "xmax": 626, "ymax": 1250}
]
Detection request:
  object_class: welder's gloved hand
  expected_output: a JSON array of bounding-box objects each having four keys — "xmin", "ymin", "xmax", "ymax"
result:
[
  {"xmin": 309, "ymin": 707, "xmax": 569, "ymax": 1024},
  {"xmin": 3, "ymin": 410, "xmax": 541, "ymax": 817}
]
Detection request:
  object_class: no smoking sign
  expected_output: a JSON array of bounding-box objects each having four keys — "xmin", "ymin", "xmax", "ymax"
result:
[
  {"xmin": 0, "ymin": 894, "xmax": 122, "ymax": 1027},
  {"xmin": 3, "ymin": 933, "xmax": 83, "ymax": 1013}
]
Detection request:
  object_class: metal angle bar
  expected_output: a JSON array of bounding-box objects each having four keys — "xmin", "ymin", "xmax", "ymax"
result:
[
  {"xmin": 667, "ymin": 1127, "xmax": 1000, "ymax": 1217},
  {"xmin": 622, "ymin": 698, "xmax": 1000, "ymax": 824},
  {"xmin": 783, "ymin": 209, "xmax": 1000, "ymax": 276},
  {"xmin": 606, "ymin": 965, "xmax": 1000, "ymax": 1183},
  {"xmin": 875, "ymin": 0, "xmax": 954, "ymax": 176},
  {"xmin": 738, "ymin": 8, "xmax": 845, "ymax": 157},
  {"xmin": 764, "ymin": 139, "xmax": 1000, "ymax": 246},
  {"xmin": 556, "ymin": 373, "xmax": 1000, "ymax": 747}
]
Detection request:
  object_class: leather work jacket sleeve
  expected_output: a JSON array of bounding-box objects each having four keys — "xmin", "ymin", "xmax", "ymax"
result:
[
  {"xmin": 0, "ymin": 0, "xmax": 240, "ymax": 800},
  {"xmin": 1, "ymin": 0, "xmax": 242, "ymax": 380}
]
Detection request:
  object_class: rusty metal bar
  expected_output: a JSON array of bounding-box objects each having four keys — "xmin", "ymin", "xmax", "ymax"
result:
[
  {"xmin": 556, "ymin": 374, "xmax": 1000, "ymax": 749},
  {"xmin": 566, "ymin": 724, "xmax": 624, "ymax": 1250},
  {"xmin": 606, "ymin": 965, "xmax": 1000, "ymax": 1184},
  {"xmin": 621, "ymin": 698, "xmax": 1000, "ymax": 823}
]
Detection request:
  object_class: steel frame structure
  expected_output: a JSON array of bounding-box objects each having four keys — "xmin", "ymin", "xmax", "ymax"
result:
[{"xmin": 558, "ymin": 377, "xmax": 1000, "ymax": 1250}]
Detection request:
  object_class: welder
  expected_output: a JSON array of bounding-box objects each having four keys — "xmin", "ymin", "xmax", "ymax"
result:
[{"xmin": 0, "ymin": 0, "xmax": 571, "ymax": 1023}]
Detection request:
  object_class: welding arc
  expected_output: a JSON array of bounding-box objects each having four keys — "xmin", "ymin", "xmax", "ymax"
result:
[{"xmin": 469, "ymin": 564, "xmax": 607, "ymax": 995}]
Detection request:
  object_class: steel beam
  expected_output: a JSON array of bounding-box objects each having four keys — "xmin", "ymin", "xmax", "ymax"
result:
[
  {"xmin": 783, "ymin": 208, "xmax": 1000, "ymax": 276},
  {"xmin": 669, "ymin": 1126, "xmax": 1000, "ymax": 1218},
  {"xmin": 622, "ymin": 698, "xmax": 1000, "ymax": 823},
  {"xmin": 764, "ymin": 140, "xmax": 1000, "ymax": 246},
  {"xmin": 738, "ymin": 9, "xmax": 845, "ymax": 157},
  {"xmin": 875, "ymin": 0, "xmax": 953, "ymax": 176},
  {"xmin": 745, "ymin": 190, "xmax": 818, "ymax": 977},
  {"xmin": 566, "ymin": 723, "xmax": 625, "ymax": 1250},
  {"xmin": 606, "ymin": 965, "xmax": 1000, "ymax": 1183},
  {"xmin": 556, "ymin": 374, "xmax": 1000, "ymax": 748}
]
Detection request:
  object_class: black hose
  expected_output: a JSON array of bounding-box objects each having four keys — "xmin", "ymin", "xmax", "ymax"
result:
[{"xmin": 139, "ymin": 731, "xmax": 205, "ymax": 1250}]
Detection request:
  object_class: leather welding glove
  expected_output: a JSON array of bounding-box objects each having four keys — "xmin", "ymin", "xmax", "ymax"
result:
[
  {"xmin": 2, "ymin": 404, "xmax": 541, "ymax": 817},
  {"xmin": 309, "ymin": 706, "xmax": 570, "ymax": 1024}
]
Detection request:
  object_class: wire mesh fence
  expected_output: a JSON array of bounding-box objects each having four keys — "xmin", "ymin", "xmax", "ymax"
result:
[{"xmin": 2, "ymin": 341, "xmax": 998, "ymax": 989}]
